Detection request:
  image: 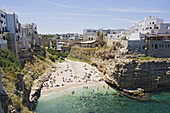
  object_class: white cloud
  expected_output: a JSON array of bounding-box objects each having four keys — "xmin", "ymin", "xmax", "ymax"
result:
[
  {"xmin": 109, "ymin": 18, "xmax": 137, "ymax": 23},
  {"xmin": 91, "ymin": 8, "xmax": 170, "ymax": 14},
  {"xmin": 37, "ymin": 16, "xmax": 89, "ymax": 20},
  {"xmin": 43, "ymin": 0, "xmax": 170, "ymax": 14},
  {"xmin": 61, "ymin": 13, "xmax": 113, "ymax": 17},
  {"xmin": 44, "ymin": 0, "xmax": 79, "ymax": 9}
]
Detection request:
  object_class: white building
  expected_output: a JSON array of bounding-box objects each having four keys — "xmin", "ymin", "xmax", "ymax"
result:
[
  {"xmin": 107, "ymin": 16, "xmax": 170, "ymax": 41},
  {"xmin": 83, "ymin": 29, "xmax": 98, "ymax": 40},
  {"xmin": 0, "ymin": 9, "xmax": 8, "ymax": 49},
  {"xmin": 83, "ymin": 29, "xmax": 97, "ymax": 35},
  {"xmin": 56, "ymin": 41, "xmax": 69, "ymax": 50},
  {"xmin": 60, "ymin": 33, "xmax": 80, "ymax": 40},
  {"xmin": 6, "ymin": 13, "xmax": 21, "ymax": 34},
  {"xmin": 134, "ymin": 16, "xmax": 170, "ymax": 34},
  {"xmin": 0, "ymin": 10, "xmax": 7, "ymax": 33},
  {"xmin": 107, "ymin": 34, "xmax": 121, "ymax": 40},
  {"xmin": 60, "ymin": 33, "xmax": 74, "ymax": 40},
  {"xmin": 6, "ymin": 13, "xmax": 21, "ymax": 55},
  {"xmin": 83, "ymin": 28, "xmax": 126, "ymax": 41},
  {"xmin": 19, "ymin": 23, "xmax": 39, "ymax": 50}
]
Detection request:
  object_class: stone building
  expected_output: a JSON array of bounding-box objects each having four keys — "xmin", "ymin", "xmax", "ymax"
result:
[
  {"xmin": 20, "ymin": 23, "xmax": 39, "ymax": 49},
  {"xmin": 83, "ymin": 29, "xmax": 98, "ymax": 40},
  {"xmin": 145, "ymin": 34, "xmax": 170, "ymax": 57},
  {"xmin": 61, "ymin": 46, "xmax": 71, "ymax": 53},
  {"xmin": 0, "ymin": 9, "xmax": 8, "ymax": 49},
  {"xmin": 120, "ymin": 34, "xmax": 170, "ymax": 57},
  {"xmin": 60, "ymin": 33, "xmax": 80, "ymax": 40},
  {"xmin": 6, "ymin": 12, "xmax": 21, "ymax": 57}
]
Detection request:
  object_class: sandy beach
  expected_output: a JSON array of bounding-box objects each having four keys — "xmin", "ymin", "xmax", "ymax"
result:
[{"xmin": 41, "ymin": 59, "xmax": 104, "ymax": 97}]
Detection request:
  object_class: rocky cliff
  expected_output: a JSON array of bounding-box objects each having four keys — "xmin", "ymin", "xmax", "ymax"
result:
[
  {"xmin": 69, "ymin": 43, "xmax": 170, "ymax": 99},
  {"xmin": 20, "ymin": 57, "xmax": 56, "ymax": 111}
]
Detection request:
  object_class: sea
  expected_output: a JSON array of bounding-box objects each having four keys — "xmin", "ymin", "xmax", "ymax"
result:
[{"xmin": 35, "ymin": 83, "xmax": 170, "ymax": 113}]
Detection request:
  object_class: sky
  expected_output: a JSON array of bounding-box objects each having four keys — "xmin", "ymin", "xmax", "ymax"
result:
[{"xmin": 1, "ymin": 0, "xmax": 170, "ymax": 34}]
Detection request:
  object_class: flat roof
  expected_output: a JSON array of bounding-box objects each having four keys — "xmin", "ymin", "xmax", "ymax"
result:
[
  {"xmin": 145, "ymin": 34, "xmax": 170, "ymax": 37},
  {"xmin": 79, "ymin": 40, "xmax": 96, "ymax": 44},
  {"xmin": 0, "ymin": 9, "xmax": 6, "ymax": 14}
]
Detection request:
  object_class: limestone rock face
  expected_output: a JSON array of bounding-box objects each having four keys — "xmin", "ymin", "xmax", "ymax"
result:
[
  {"xmin": 23, "ymin": 70, "xmax": 53, "ymax": 111},
  {"xmin": 105, "ymin": 60, "xmax": 170, "ymax": 92}
]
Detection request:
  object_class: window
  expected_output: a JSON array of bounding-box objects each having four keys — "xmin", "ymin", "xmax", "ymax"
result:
[
  {"xmin": 3, "ymin": 36, "xmax": 6, "ymax": 40},
  {"xmin": 156, "ymin": 27, "xmax": 159, "ymax": 29},
  {"xmin": 155, "ymin": 44, "xmax": 158, "ymax": 49},
  {"xmin": 2, "ymin": 27, "xmax": 4, "ymax": 32},
  {"xmin": 152, "ymin": 44, "xmax": 153, "ymax": 48},
  {"xmin": 159, "ymin": 44, "xmax": 161, "ymax": 48},
  {"xmin": 152, "ymin": 22, "xmax": 154, "ymax": 24},
  {"xmin": 162, "ymin": 44, "xmax": 163, "ymax": 48},
  {"xmin": 1, "ymin": 14, "xmax": 3, "ymax": 17},
  {"xmin": 165, "ymin": 44, "xmax": 167, "ymax": 48},
  {"xmin": 150, "ymin": 27, "xmax": 152, "ymax": 29}
]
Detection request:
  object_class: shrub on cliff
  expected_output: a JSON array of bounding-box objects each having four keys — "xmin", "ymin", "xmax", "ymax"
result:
[
  {"xmin": 33, "ymin": 53, "xmax": 51, "ymax": 64},
  {"xmin": 47, "ymin": 49, "xmax": 68, "ymax": 58},
  {"xmin": 54, "ymin": 55, "xmax": 59, "ymax": 60},
  {"xmin": 0, "ymin": 48, "xmax": 21, "ymax": 72},
  {"xmin": 49, "ymin": 55, "xmax": 55, "ymax": 62}
]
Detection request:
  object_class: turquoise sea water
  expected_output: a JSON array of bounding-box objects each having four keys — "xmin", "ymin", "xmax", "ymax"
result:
[{"xmin": 35, "ymin": 84, "xmax": 170, "ymax": 113}]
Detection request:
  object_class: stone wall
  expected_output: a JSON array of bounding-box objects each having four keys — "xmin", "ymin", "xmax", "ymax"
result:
[
  {"xmin": 106, "ymin": 60, "xmax": 170, "ymax": 92},
  {"xmin": 147, "ymin": 40, "xmax": 170, "ymax": 57}
]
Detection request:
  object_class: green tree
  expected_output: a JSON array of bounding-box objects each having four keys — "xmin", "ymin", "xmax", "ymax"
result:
[
  {"xmin": 97, "ymin": 30, "xmax": 100, "ymax": 37},
  {"xmin": 121, "ymin": 36, "xmax": 127, "ymax": 40}
]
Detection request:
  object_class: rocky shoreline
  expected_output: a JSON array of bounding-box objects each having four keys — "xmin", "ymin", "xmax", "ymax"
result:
[
  {"xmin": 27, "ymin": 67, "xmax": 56, "ymax": 111},
  {"xmin": 69, "ymin": 46, "xmax": 170, "ymax": 100},
  {"xmin": 105, "ymin": 78, "xmax": 150, "ymax": 101}
]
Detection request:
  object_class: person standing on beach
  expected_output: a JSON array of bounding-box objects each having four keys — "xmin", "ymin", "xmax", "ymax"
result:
[{"xmin": 62, "ymin": 77, "xmax": 65, "ymax": 82}]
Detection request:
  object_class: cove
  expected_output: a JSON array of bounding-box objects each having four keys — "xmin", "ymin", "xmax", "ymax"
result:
[{"xmin": 35, "ymin": 83, "xmax": 170, "ymax": 113}]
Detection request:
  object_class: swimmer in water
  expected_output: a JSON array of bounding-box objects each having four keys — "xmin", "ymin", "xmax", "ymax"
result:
[{"xmin": 72, "ymin": 91, "xmax": 75, "ymax": 94}]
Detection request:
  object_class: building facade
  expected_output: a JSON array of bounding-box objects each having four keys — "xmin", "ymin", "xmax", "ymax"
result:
[
  {"xmin": 0, "ymin": 9, "xmax": 8, "ymax": 49},
  {"xmin": 6, "ymin": 13, "xmax": 21, "ymax": 56}
]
